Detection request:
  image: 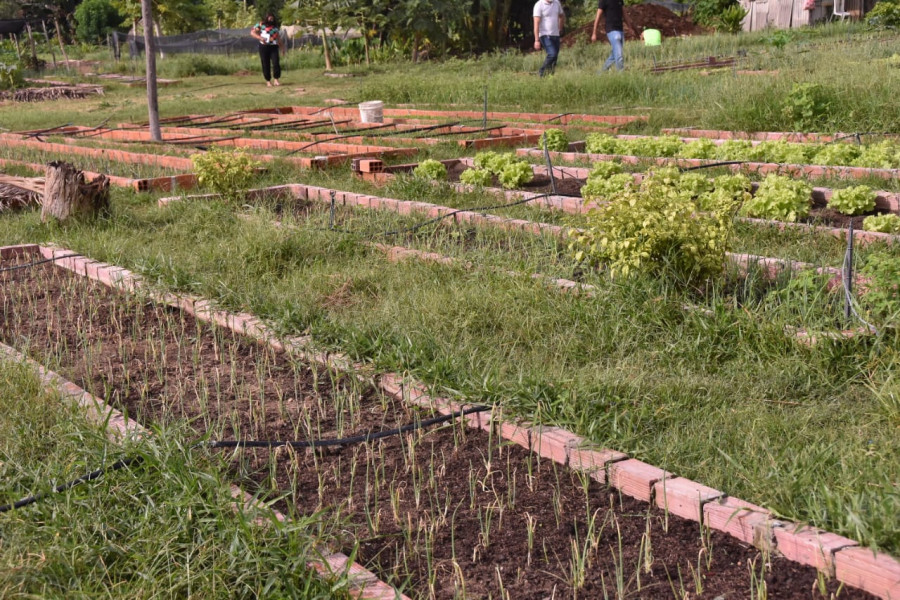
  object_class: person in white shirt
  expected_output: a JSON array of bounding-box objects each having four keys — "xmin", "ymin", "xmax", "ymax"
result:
[{"xmin": 533, "ymin": 0, "xmax": 565, "ymax": 77}]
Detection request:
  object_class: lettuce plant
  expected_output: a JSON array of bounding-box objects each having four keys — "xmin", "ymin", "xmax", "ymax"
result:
[
  {"xmin": 827, "ymin": 185, "xmax": 876, "ymax": 216},
  {"xmin": 459, "ymin": 168, "xmax": 493, "ymax": 187},
  {"xmin": 539, "ymin": 129, "xmax": 569, "ymax": 152},
  {"xmin": 863, "ymin": 213, "xmax": 900, "ymax": 234},
  {"xmin": 740, "ymin": 175, "xmax": 811, "ymax": 222},
  {"xmin": 413, "ymin": 159, "xmax": 448, "ymax": 181},
  {"xmin": 498, "ymin": 162, "xmax": 534, "ymax": 189}
]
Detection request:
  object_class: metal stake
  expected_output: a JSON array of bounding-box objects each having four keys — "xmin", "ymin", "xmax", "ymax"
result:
[{"xmin": 843, "ymin": 219, "xmax": 854, "ymax": 321}]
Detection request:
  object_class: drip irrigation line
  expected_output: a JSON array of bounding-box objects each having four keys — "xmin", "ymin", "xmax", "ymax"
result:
[
  {"xmin": 310, "ymin": 102, "xmax": 354, "ymax": 115},
  {"xmin": 0, "ymin": 254, "xmax": 82, "ymax": 274},
  {"xmin": 0, "ymin": 405, "xmax": 490, "ymax": 513},
  {"xmin": 543, "ymin": 112, "xmax": 573, "ymax": 124},
  {"xmin": 679, "ymin": 160, "xmax": 746, "ymax": 172},
  {"xmin": 201, "ymin": 405, "xmax": 490, "ymax": 450},
  {"xmin": 0, "ymin": 456, "xmax": 143, "ymax": 514},
  {"xmin": 22, "ymin": 123, "xmax": 73, "ymax": 139}
]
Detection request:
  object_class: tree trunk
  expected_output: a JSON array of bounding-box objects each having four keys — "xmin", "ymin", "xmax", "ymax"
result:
[
  {"xmin": 54, "ymin": 19, "xmax": 72, "ymax": 72},
  {"xmin": 140, "ymin": 2, "xmax": 162, "ymax": 141},
  {"xmin": 41, "ymin": 21, "xmax": 57, "ymax": 69},
  {"xmin": 321, "ymin": 24, "xmax": 333, "ymax": 71},
  {"xmin": 41, "ymin": 162, "xmax": 109, "ymax": 223}
]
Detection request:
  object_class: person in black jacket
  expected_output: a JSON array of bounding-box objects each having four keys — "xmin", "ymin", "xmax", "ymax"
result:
[{"xmin": 591, "ymin": 0, "xmax": 625, "ymax": 71}]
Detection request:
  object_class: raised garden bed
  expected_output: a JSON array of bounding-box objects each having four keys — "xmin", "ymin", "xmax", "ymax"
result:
[{"xmin": 1, "ymin": 244, "xmax": 893, "ymax": 599}]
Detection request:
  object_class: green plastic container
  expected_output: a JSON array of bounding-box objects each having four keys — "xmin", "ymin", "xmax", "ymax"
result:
[{"xmin": 642, "ymin": 28, "xmax": 662, "ymax": 46}]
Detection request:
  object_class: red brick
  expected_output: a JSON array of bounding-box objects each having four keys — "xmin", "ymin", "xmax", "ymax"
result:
[
  {"xmin": 530, "ymin": 425, "xmax": 580, "ymax": 465},
  {"xmin": 568, "ymin": 447, "xmax": 628, "ymax": 483},
  {"xmin": 493, "ymin": 420, "xmax": 531, "ymax": 450},
  {"xmin": 703, "ymin": 497, "xmax": 776, "ymax": 549},
  {"xmin": 654, "ymin": 477, "xmax": 724, "ymax": 522},
  {"xmin": 774, "ymin": 524, "xmax": 858, "ymax": 576},
  {"xmin": 608, "ymin": 459, "xmax": 672, "ymax": 502},
  {"xmin": 834, "ymin": 546, "xmax": 900, "ymax": 600}
]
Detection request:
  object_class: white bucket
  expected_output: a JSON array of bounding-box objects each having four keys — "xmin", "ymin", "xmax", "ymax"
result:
[{"xmin": 359, "ymin": 100, "xmax": 384, "ymax": 124}]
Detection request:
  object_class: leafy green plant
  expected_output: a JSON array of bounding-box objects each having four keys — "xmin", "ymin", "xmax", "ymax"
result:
[
  {"xmin": 867, "ymin": 0, "xmax": 900, "ymax": 28},
  {"xmin": 0, "ymin": 61, "xmax": 23, "ymax": 91},
  {"xmin": 781, "ymin": 83, "xmax": 831, "ymax": 132},
  {"xmin": 570, "ymin": 169, "xmax": 735, "ymax": 280},
  {"xmin": 581, "ymin": 172, "xmax": 634, "ymax": 203},
  {"xmin": 861, "ymin": 253, "xmax": 900, "ymax": 320},
  {"xmin": 413, "ymin": 159, "xmax": 448, "ymax": 181},
  {"xmin": 497, "ymin": 161, "xmax": 534, "ymax": 189},
  {"xmin": 852, "ymin": 141, "xmax": 900, "ymax": 169},
  {"xmin": 677, "ymin": 138, "xmax": 718, "ymax": 159},
  {"xmin": 715, "ymin": 139, "xmax": 754, "ymax": 160},
  {"xmin": 712, "ymin": 173, "xmax": 752, "ymax": 196},
  {"xmin": 540, "ymin": 129, "xmax": 569, "ymax": 152},
  {"xmin": 740, "ymin": 175, "xmax": 811, "ymax": 222},
  {"xmin": 191, "ymin": 147, "xmax": 261, "ymax": 202},
  {"xmin": 714, "ymin": 4, "xmax": 748, "ymax": 33},
  {"xmin": 677, "ymin": 173, "xmax": 714, "ymax": 197},
  {"xmin": 863, "ymin": 213, "xmax": 900, "ymax": 234},
  {"xmin": 459, "ymin": 167, "xmax": 492, "ymax": 187},
  {"xmin": 473, "ymin": 151, "xmax": 515, "ymax": 175},
  {"xmin": 588, "ymin": 161, "xmax": 624, "ymax": 179},
  {"xmin": 692, "ymin": 0, "xmax": 741, "ymax": 27},
  {"xmin": 622, "ymin": 136, "xmax": 683, "ymax": 158},
  {"xmin": 584, "ymin": 134, "xmax": 621, "ymax": 155},
  {"xmin": 828, "ymin": 185, "xmax": 876, "ymax": 216},
  {"xmin": 812, "ymin": 143, "xmax": 862, "ymax": 166}
]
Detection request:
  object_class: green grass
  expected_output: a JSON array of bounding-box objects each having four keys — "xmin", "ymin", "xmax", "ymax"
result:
[{"xmin": 0, "ymin": 360, "xmax": 348, "ymax": 599}]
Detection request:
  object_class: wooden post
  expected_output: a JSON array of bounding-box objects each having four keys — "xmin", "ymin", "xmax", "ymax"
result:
[
  {"xmin": 41, "ymin": 162, "xmax": 110, "ymax": 223},
  {"xmin": 54, "ymin": 19, "xmax": 72, "ymax": 73},
  {"xmin": 41, "ymin": 21, "xmax": 58, "ymax": 69},
  {"xmin": 140, "ymin": 1, "xmax": 162, "ymax": 141},
  {"xmin": 11, "ymin": 33, "xmax": 21, "ymax": 60},
  {"xmin": 25, "ymin": 23, "xmax": 40, "ymax": 69}
]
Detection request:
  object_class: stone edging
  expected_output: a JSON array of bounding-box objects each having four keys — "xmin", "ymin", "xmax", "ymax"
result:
[{"xmin": 3, "ymin": 243, "xmax": 897, "ymax": 598}]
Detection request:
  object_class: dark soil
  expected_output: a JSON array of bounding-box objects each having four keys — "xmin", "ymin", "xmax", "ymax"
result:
[
  {"xmin": 802, "ymin": 200, "xmax": 888, "ymax": 229},
  {"xmin": 0, "ymin": 257, "xmax": 878, "ymax": 600},
  {"xmin": 562, "ymin": 4, "xmax": 707, "ymax": 47},
  {"xmin": 447, "ymin": 161, "xmax": 585, "ymax": 197}
]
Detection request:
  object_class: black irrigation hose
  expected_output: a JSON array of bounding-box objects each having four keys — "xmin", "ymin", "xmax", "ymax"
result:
[
  {"xmin": 679, "ymin": 160, "xmax": 746, "ymax": 172},
  {"xmin": 0, "ymin": 406, "xmax": 490, "ymax": 513},
  {"xmin": 0, "ymin": 456, "xmax": 144, "ymax": 513},
  {"xmin": 0, "ymin": 254, "xmax": 82, "ymax": 275}
]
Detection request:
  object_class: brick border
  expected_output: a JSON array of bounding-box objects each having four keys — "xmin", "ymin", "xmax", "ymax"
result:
[
  {"xmin": 0, "ymin": 243, "xmax": 408, "ymax": 600},
  {"xmin": 7, "ymin": 242, "xmax": 897, "ymax": 598}
]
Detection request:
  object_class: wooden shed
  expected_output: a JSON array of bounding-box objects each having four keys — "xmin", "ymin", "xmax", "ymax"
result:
[{"xmin": 738, "ymin": 0, "xmax": 877, "ymax": 30}]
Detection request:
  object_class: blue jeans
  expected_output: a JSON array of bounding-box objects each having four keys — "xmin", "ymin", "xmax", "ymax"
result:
[
  {"xmin": 603, "ymin": 30, "xmax": 624, "ymax": 71},
  {"xmin": 539, "ymin": 35, "xmax": 560, "ymax": 76}
]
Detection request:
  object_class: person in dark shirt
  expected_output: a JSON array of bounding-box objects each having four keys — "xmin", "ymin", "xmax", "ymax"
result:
[
  {"xmin": 251, "ymin": 14, "xmax": 284, "ymax": 86},
  {"xmin": 591, "ymin": 0, "xmax": 625, "ymax": 71}
]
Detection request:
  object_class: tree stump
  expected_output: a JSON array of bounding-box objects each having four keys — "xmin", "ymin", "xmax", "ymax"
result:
[{"xmin": 41, "ymin": 161, "xmax": 110, "ymax": 223}]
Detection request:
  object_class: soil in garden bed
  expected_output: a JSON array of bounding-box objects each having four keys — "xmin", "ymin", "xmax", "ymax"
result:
[
  {"xmin": 447, "ymin": 161, "xmax": 585, "ymax": 197},
  {"xmin": 803, "ymin": 202, "xmax": 889, "ymax": 230},
  {"xmin": 0, "ymin": 256, "xmax": 878, "ymax": 600}
]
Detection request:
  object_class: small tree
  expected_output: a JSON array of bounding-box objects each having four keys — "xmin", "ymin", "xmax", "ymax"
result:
[{"xmin": 75, "ymin": 0, "xmax": 123, "ymax": 43}]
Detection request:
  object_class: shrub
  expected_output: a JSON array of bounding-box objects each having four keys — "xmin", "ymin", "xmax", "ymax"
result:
[
  {"xmin": 677, "ymin": 138, "xmax": 718, "ymax": 159},
  {"xmin": 570, "ymin": 170, "xmax": 734, "ymax": 281},
  {"xmin": 588, "ymin": 161, "xmax": 624, "ymax": 179},
  {"xmin": 741, "ymin": 175, "xmax": 811, "ymax": 222},
  {"xmin": 584, "ymin": 133, "xmax": 621, "ymax": 155},
  {"xmin": 714, "ymin": 4, "xmax": 748, "ymax": 33},
  {"xmin": 812, "ymin": 143, "xmax": 862, "ymax": 166},
  {"xmin": 191, "ymin": 148, "xmax": 261, "ymax": 202},
  {"xmin": 861, "ymin": 253, "xmax": 900, "ymax": 320},
  {"xmin": 413, "ymin": 159, "xmax": 448, "ymax": 181},
  {"xmin": 693, "ymin": 0, "xmax": 741, "ymax": 27},
  {"xmin": 459, "ymin": 168, "xmax": 493, "ymax": 187},
  {"xmin": 828, "ymin": 185, "xmax": 876, "ymax": 216},
  {"xmin": 74, "ymin": 0, "xmax": 122, "ymax": 44},
  {"xmin": 539, "ymin": 129, "xmax": 568, "ymax": 152},
  {"xmin": 863, "ymin": 213, "xmax": 900, "ymax": 234},
  {"xmin": 498, "ymin": 161, "xmax": 534, "ymax": 189},
  {"xmin": 581, "ymin": 172, "xmax": 635, "ymax": 203},
  {"xmin": 867, "ymin": 0, "xmax": 900, "ymax": 28}
]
